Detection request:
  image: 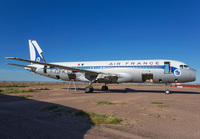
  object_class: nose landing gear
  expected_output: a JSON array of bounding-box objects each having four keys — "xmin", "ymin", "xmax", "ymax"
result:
[{"xmin": 165, "ymin": 83, "xmax": 170, "ymax": 94}]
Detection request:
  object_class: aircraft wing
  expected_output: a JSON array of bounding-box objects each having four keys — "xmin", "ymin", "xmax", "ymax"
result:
[
  {"xmin": 6, "ymin": 63, "xmax": 37, "ymax": 69},
  {"xmin": 5, "ymin": 57, "xmax": 99, "ymax": 74}
]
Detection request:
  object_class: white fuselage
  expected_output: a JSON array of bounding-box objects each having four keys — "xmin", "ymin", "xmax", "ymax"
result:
[{"xmin": 28, "ymin": 59, "xmax": 196, "ymax": 84}]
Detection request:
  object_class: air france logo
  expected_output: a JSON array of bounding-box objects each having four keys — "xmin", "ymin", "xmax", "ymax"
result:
[
  {"xmin": 78, "ymin": 63, "xmax": 84, "ymax": 66},
  {"xmin": 36, "ymin": 57, "xmax": 40, "ymax": 62},
  {"xmin": 174, "ymin": 69, "xmax": 181, "ymax": 76}
]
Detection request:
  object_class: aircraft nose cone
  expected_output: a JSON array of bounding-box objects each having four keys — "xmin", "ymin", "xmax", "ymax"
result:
[{"xmin": 190, "ymin": 69, "xmax": 196, "ymax": 82}]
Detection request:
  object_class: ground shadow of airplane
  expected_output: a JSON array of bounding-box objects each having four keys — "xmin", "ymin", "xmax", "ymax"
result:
[
  {"xmin": 0, "ymin": 93, "xmax": 93, "ymax": 139},
  {"xmin": 71, "ymin": 87, "xmax": 200, "ymax": 94}
]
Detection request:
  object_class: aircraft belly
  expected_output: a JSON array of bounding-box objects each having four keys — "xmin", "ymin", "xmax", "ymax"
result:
[
  {"xmin": 152, "ymin": 69, "xmax": 186, "ymax": 83},
  {"xmin": 154, "ymin": 74, "xmax": 174, "ymax": 83},
  {"xmin": 140, "ymin": 69, "xmax": 176, "ymax": 83}
]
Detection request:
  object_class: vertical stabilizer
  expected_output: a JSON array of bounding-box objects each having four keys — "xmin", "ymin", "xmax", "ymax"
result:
[{"xmin": 28, "ymin": 40, "xmax": 46, "ymax": 63}]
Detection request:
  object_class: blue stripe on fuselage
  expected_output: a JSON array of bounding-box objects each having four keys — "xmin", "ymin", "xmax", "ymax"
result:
[{"xmin": 42, "ymin": 65, "xmax": 166, "ymax": 70}]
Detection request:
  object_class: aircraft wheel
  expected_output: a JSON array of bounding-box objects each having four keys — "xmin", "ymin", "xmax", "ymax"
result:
[
  {"xmin": 101, "ymin": 86, "xmax": 108, "ymax": 91},
  {"xmin": 165, "ymin": 89, "xmax": 170, "ymax": 94},
  {"xmin": 90, "ymin": 86, "xmax": 94, "ymax": 92},
  {"xmin": 85, "ymin": 86, "xmax": 94, "ymax": 93}
]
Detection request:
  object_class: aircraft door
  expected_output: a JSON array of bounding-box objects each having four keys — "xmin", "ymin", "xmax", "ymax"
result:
[
  {"xmin": 68, "ymin": 74, "xmax": 76, "ymax": 80},
  {"xmin": 164, "ymin": 62, "xmax": 171, "ymax": 74},
  {"xmin": 44, "ymin": 66, "xmax": 47, "ymax": 73},
  {"xmin": 142, "ymin": 74, "xmax": 153, "ymax": 83}
]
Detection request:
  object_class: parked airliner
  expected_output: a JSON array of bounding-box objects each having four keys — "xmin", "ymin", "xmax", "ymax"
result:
[{"xmin": 6, "ymin": 40, "xmax": 196, "ymax": 94}]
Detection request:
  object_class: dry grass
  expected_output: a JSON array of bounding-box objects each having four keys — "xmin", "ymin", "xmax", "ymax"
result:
[
  {"xmin": 19, "ymin": 95, "xmax": 33, "ymax": 98},
  {"xmin": 152, "ymin": 102, "xmax": 163, "ymax": 104},
  {"xmin": 97, "ymin": 101, "xmax": 126, "ymax": 106},
  {"xmin": 0, "ymin": 88, "xmax": 34, "ymax": 94},
  {"xmin": 78, "ymin": 110, "xmax": 122, "ymax": 125}
]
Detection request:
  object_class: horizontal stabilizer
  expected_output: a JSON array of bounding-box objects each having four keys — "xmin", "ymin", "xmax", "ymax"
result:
[
  {"xmin": 5, "ymin": 57, "xmax": 99, "ymax": 74},
  {"xmin": 6, "ymin": 63, "xmax": 37, "ymax": 69}
]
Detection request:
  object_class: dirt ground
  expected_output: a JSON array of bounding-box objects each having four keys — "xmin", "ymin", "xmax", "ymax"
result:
[{"xmin": 0, "ymin": 83, "xmax": 200, "ymax": 139}]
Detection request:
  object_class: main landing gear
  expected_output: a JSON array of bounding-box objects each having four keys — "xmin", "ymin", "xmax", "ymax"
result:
[
  {"xmin": 85, "ymin": 82, "xmax": 94, "ymax": 93},
  {"xmin": 101, "ymin": 84, "xmax": 108, "ymax": 91},
  {"xmin": 85, "ymin": 83, "xmax": 109, "ymax": 93},
  {"xmin": 85, "ymin": 86, "xmax": 94, "ymax": 93}
]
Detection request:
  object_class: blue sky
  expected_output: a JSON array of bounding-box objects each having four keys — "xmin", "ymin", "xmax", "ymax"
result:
[{"xmin": 0, "ymin": 0, "xmax": 199, "ymax": 83}]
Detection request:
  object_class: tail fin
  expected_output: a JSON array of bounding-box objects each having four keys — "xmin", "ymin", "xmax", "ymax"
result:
[{"xmin": 28, "ymin": 40, "xmax": 46, "ymax": 63}]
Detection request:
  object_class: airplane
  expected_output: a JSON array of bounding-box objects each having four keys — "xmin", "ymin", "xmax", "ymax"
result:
[{"xmin": 6, "ymin": 40, "xmax": 196, "ymax": 94}]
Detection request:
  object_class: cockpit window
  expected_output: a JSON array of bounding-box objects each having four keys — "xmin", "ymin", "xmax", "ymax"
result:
[
  {"xmin": 184, "ymin": 65, "xmax": 190, "ymax": 69},
  {"xmin": 180, "ymin": 65, "xmax": 190, "ymax": 69}
]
